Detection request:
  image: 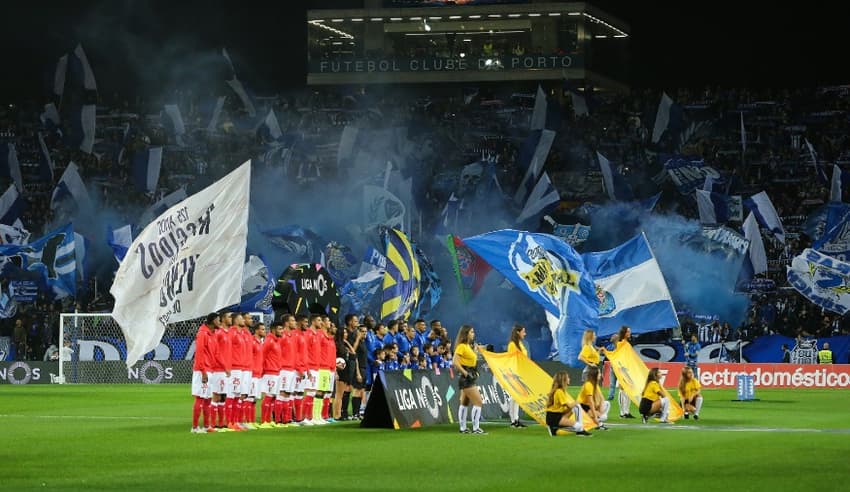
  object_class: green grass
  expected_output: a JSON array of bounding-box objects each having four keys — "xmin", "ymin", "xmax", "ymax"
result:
[{"xmin": 2, "ymin": 385, "xmax": 849, "ymax": 491}]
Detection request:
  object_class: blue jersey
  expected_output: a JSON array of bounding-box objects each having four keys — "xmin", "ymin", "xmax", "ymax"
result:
[{"xmin": 685, "ymin": 341, "xmax": 701, "ymax": 366}]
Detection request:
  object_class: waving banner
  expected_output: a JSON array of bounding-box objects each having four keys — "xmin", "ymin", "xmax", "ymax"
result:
[
  {"xmin": 787, "ymin": 248, "xmax": 850, "ymax": 315},
  {"xmin": 111, "ymin": 161, "xmax": 250, "ymax": 367}
]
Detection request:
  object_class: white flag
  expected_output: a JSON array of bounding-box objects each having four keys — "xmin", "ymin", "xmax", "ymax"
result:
[
  {"xmin": 111, "ymin": 161, "xmax": 251, "ymax": 367},
  {"xmin": 651, "ymin": 92, "xmax": 674, "ymax": 144},
  {"xmin": 530, "ymin": 85, "xmax": 547, "ymax": 130},
  {"xmin": 831, "ymin": 165, "xmax": 843, "ymax": 203},
  {"xmin": 743, "ymin": 212, "xmax": 767, "ymax": 275},
  {"xmin": 54, "ymin": 54, "xmax": 68, "ymax": 96}
]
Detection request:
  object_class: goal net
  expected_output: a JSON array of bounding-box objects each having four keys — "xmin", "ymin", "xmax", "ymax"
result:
[{"xmin": 59, "ymin": 312, "xmax": 266, "ymax": 384}]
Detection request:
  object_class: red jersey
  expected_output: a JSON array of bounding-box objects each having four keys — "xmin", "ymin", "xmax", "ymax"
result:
[
  {"xmin": 210, "ymin": 327, "xmax": 232, "ymax": 373},
  {"xmin": 322, "ymin": 332, "xmax": 336, "ymax": 370},
  {"xmin": 279, "ymin": 330, "xmax": 296, "ymax": 371},
  {"xmin": 241, "ymin": 328, "xmax": 254, "ymax": 371},
  {"xmin": 293, "ymin": 330, "xmax": 309, "ymax": 372},
  {"xmin": 262, "ymin": 333, "xmax": 282, "ymax": 375},
  {"xmin": 193, "ymin": 324, "xmax": 215, "ymax": 372},
  {"xmin": 252, "ymin": 335, "xmax": 264, "ymax": 375},
  {"xmin": 305, "ymin": 328, "xmax": 322, "ymax": 370},
  {"xmin": 229, "ymin": 326, "xmax": 248, "ymax": 370}
]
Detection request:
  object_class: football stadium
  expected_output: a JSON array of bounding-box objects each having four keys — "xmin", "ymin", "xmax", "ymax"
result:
[{"xmin": 1, "ymin": 1, "xmax": 849, "ymax": 490}]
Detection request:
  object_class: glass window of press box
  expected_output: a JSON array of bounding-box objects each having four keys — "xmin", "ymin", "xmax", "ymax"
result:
[{"xmin": 307, "ymin": 12, "xmax": 628, "ymax": 79}]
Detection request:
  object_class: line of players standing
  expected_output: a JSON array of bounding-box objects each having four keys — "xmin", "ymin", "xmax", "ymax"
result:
[{"xmin": 190, "ymin": 311, "xmax": 339, "ymax": 433}]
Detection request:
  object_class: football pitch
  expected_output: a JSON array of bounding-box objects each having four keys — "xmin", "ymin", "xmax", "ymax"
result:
[{"xmin": 2, "ymin": 385, "xmax": 848, "ymax": 491}]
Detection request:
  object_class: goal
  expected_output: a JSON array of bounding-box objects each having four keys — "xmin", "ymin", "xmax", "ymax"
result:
[{"xmin": 59, "ymin": 312, "xmax": 266, "ymax": 384}]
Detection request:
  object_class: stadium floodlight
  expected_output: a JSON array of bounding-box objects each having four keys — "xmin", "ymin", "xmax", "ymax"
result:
[
  {"xmin": 331, "ymin": 18, "xmax": 344, "ymax": 22},
  {"xmin": 390, "ymin": 17, "xmax": 402, "ymax": 21},
  {"xmin": 595, "ymin": 35, "xmax": 608, "ymax": 39},
  {"xmin": 423, "ymin": 20, "xmax": 431, "ymax": 31},
  {"xmin": 488, "ymin": 14, "xmax": 502, "ymax": 18},
  {"xmin": 528, "ymin": 13, "xmax": 541, "ymax": 17},
  {"xmin": 484, "ymin": 59, "xmax": 493, "ymax": 66},
  {"xmin": 568, "ymin": 12, "xmax": 581, "ymax": 16},
  {"xmin": 459, "ymin": 52, "xmax": 466, "ymax": 58},
  {"xmin": 548, "ymin": 12, "xmax": 561, "ymax": 16},
  {"xmin": 370, "ymin": 17, "xmax": 383, "ymax": 22},
  {"xmin": 449, "ymin": 15, "xmax": 461, "ymax": 19},
  {"xmin": 351, "ymin": 18, "xmax": 364, "ymax": 22},
  {"xmin": 469, "ymin": 15, "xmax": 481, "ymax": 19},
  {"xmin": 508, "ymin": 14, "xmax": 521, "ymax": 18}
]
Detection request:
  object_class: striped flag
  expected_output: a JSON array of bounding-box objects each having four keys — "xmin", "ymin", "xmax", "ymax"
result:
[
  {"xmin": 380, "ymin": 228, "xmax": 421, "ymax": 323},
  {"xmin": 1, "ymin": 143, "xmax": 23, "ymax": 192},
  {"xmin": 53, "ymin": 54, "xmax": 68, "ymax": 96},
  {"xmin": 132, "ymin": 147, "xmax": 163, "ymax": 193},
  {"xmin": 73, "ymin": 44, "xmax": 97, "ymax": 91},
  {"xmin": 743, "ymin": 191, "xmax": 786, "ymax": 244},
  {"xmin": 516, "ymin": 172, "xmax": 560, "ymax": 224}
]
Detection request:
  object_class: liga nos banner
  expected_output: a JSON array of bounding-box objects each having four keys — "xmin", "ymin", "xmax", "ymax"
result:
[
  {"xmin": 111, "ymin": 161, "xmax": 250, "ymax": 367},
  {"xmin": 636, "ymin": 362, "xmax": 850, "ymax": 389},
  {"xmin": 362, "ymin": 368, "xmax": 509, "ymax": 429}
]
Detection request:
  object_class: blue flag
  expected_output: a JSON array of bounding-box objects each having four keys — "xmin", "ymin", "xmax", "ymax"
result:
[
  {"xmin": 231, "ymin": 255, "xmax": 275, "ymax": 314},
  {"xmin": 132, "ymin": 147, "xmax": 163, "ymax": 193},
  {"xmin": 0, "ymin": 223, "xmax": 76, "ymax": 299}
]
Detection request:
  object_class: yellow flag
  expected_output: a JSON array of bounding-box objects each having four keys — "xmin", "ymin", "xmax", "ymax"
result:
[
  {"xmin": 481, "ymin": 350, "xmax": 597, "ymax": 430},
  {"xmin": 604, "ymin": 342, "xmax": 683, "ymax": 421}
]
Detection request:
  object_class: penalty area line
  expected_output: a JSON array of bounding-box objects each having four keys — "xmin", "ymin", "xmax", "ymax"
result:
[{"xmin": 0, "ymin": 414, "xmax": 181, "ymax": 421}]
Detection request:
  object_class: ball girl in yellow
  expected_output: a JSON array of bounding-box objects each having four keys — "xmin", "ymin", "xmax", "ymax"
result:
[
  {"xmin": 576, "ymin": 366, "xmax": 610, "ymax": 430},
  {"xmin": 639, "ymin": 367, "xmax": 671, "ymax": 424},
  {"xmin": 544, "ymin": 371, "xmax": 592, "ymax": 436},
  {"xmin": 453, "ymin": 325, "xmax": 487, "ymax": 435},
  {"xmin": 506, "ymin": 324, "xmax": 529, "ymax": 428},
  {"xmin": 678, "ymin": 366, "xmax": 703, "ymax": 420}
]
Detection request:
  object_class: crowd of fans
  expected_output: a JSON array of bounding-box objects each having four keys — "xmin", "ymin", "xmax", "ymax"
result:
[{"xmin": 2, "ymin": 75, "xmax": 850, "ymax": 361}]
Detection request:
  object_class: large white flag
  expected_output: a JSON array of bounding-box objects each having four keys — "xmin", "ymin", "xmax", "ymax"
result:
[{"xmin": 111, "ymin": 161, "xmax": 251, "ymax": 367}]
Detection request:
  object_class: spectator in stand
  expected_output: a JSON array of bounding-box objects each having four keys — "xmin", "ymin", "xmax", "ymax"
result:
[
  {"xmin": 684, "ymin": 334, "xmax": 701, "ymax": 377},
  {"xmin": 818, "ymin": 342, "xmax": 833, "ymax": 364},
  {"xmin": 13, "ymin": 319, "xmax": 27, "ymax": 361},
  {"xmin": 781, "ymin": 344, "xmax": 791, "ymax": 363},
  {"xmin": 678, "ymin": 366, "xmax": 703, "ymax": 420},
  {"xmin": 453, "ymin": 324, "xmax": 487, "ymax": 435},
  {"xmin": 505, "ymin": 324, "xmax": 528, "ymax": 428}
]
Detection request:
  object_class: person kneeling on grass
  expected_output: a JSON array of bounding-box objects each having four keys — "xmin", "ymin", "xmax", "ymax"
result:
[
  {"xmin": 639, "ymin": 368, "xmax": 671, "ymax": 424},
  {"xmin": 678, "ymin": 366, "xmax": 703, "ymax": 420},
  {"xmin": 576, "ymin": 366, "xmax": 610, "ymax": 430},
  {"xmin": 545, "ymin": 371, "xmax": 592, "ymax": 437}
]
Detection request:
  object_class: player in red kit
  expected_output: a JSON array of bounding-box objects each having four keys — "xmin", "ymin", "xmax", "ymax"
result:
[
  {"xmin": 246, "ymin": 320, "xmax": 265, "ymax": 428},
  {"xmin": 259, "ymin": 322, "xmax": 283, "ymax": 428},
  {"xmin": 226, "ymin": 313, "xmax": 248, "ymax": 431},
  {"xmin": 209, "ymin": 312, "xmax": 232, "ymax": 431},
  {"xmin": 191, "ymin": 313, "xmax": 218, "ymax": 433},
  {"xmin": 277, "ymin": 314, "xmax": 299, "ymax": 426}
]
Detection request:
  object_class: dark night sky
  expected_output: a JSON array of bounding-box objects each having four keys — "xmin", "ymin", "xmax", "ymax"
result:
[{"xmin": 1, "ymin": 0, "xmax": 848, "ymax": 101}]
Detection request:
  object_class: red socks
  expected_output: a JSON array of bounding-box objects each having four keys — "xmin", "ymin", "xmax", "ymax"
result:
[
  {"xmin": 321, "ymin": 397, "xmax": 331, "ymax": 420},
  {"xmin": 192, "ymin": 397, "xmax": 203, "ymax": 427}
]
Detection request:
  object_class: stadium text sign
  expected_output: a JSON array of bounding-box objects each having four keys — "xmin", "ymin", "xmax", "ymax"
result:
[
  {"xmin": 0, "ymin": 362, "xmax": 58, "ymax": 384},
  {"xmin": 649, "ymin": 362, "xmax": 850, "ymax": 389},
  {"xmin": 313, "ymin": 55, "xmax": 581, "ymax": 73}
]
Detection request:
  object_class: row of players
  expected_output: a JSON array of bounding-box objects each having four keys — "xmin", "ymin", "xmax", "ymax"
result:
[{"xmin": 190, "ymin": 311, "xmax": 341, "ymax": 433}]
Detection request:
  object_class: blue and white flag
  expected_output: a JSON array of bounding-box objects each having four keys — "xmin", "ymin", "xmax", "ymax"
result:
[
  {"xmin": 743, "ymin": 191, "xmax": 785, "ymax": 244},
  {"xmin": 69, "ymin": 104, "xmax": 96, "ymax": 154},
  {"xmin": 813, "ymin": 202, "xmax": 850, "ymax": 261},
  {"xmin": 41, "ymin": 103, "xmax": 61, "ymax": 128},
  {"xmin": 582, "ymin": 233, "xmax": 678, "ymax": 336},
  {"xmin": 742, "ymin": 212, "xmax": 767, "ymax": 276},
  {"xmin": 516, "ymin": 172, "xmax": 559, "ymax": 224},
  {"xmin": 598, "ymin": 152, "xmax": 634, "ymax": 202},
  {"xmin": 340, "ymin": 268, "xmax": 384, "ymax": 317},
  {"xmin": 258, "ymin": 108, "xmax": 283, "ymax": 141},
  {"xmin": 37, "ymin": 132, "xmax": 54, "ymax": 182},
  {"xmin": 263, "ymin": 225, "xmax": 324, "ymax": 262},
  {"xmin": 805, "ymin": 138, "xmax": 827, "ymax": 184},
  {"xmin": 207, "ymin": 96, "xmax": 226, "ymax": 132},
  {"xmin": 696, "ymin": 190, "xmax": 742, "ymax": 224},
  {"xmin": 1, "ymin": 143, "xmax": 23, "ymax": 193},
  {"xmin": 829, "ymin": 164, "xmax": 844, "ymax": 202},
  {"xmin": 51, "ymin": 162, "xmax": 93, "ymax": 214},
  {"xmin": 513, "ymin": 129, "xmax": 555, "ymax": 205},
  {"xmin": 163, "ymin": 105, "xmax": 186, "ymax": 146},
  {"xmin": 139, "ymin": 186, "xmax": 187, "ymax": 227},
  {"xmin": 0, "ymin": 221, "xmax": 30, "ymax": 245},
  {"xmin": 74, "ymin": 232, "xmax": 88, "ymax": 281},
  {"xmin": 0, "ymin": 292, "xmax": 17, "ymax": 319},
  {"xmin": 132, "ymin": 147, "xmax": 162, "ymax": 193},
  {"xmin": 0, "ymin": 185, "xmax": 23, "ymax": 225},
  {"xmin": 231, "ymin": 254, "xmax": 274, "ymax": 314},
  {"xmin": 530, "ymin": 85, "xmax": 548, "ymax": 130},
  {"xmin": 53, "ymin": 54, "xmax": 68, "ymax": 96},
  {"xmin": 787, "ymin": 248, "xmax": 850, "ymax": 315},
  {"xmin": 226, "ymin": 78, "xmax": 257, "ymax": 118},
  {"xmin": 0, "ymin": 223, "xmax": 76, "ymax": 299},
  {"xmin": 72, "ymin": 44, "xmax": 97, "ymax": 91},
  {"xmin": 662, "ymin": 154, "xmax": 718, "ymax": 194},
  {"xmin": 107, "ymin": 224, "xmax": 133, "ymax": 263},
  {"xmin": 652, "ymin": 92, "xmax": 674, "ymax": 143},
  {"xmin": 463, "ymin": 229, "xmax": 598, "ymax": 319},
  {"xmin": 364, "ymin": 185, "xmax": 405, "ymax": 232}
]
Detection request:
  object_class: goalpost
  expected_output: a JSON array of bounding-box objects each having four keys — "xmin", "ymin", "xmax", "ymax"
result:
[{"xmin": 59, "ymin": 312, "xmax": 266, "ymax": 384}]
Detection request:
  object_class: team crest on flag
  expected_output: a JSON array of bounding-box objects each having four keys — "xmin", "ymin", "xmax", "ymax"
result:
[
  {"xmin": 509, "ymin": 232, "xmax": 582, "ymax": 311},
  {"xmin": 595, "ymin": 285, "xmax": 616, "ymax": 315}
]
